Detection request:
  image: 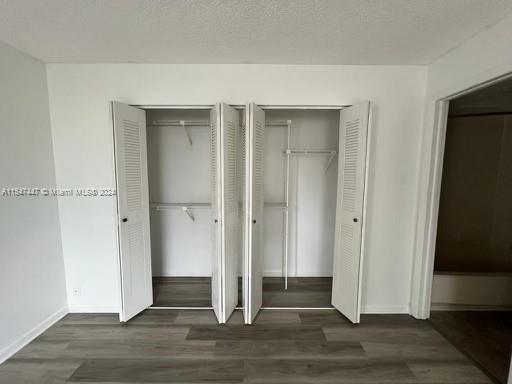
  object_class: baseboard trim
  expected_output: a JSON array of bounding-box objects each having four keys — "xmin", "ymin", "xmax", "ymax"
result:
[
  {"xmin": 67, "ymin": 304, "xmax": 119, "ymax": 313},
  {"xmin": 0, "ymin": 305, "xmax": 68, "ymax": 364},
  {"xmin": 361, "ymin": 305, "xmax": 410, "ymax": 314}
]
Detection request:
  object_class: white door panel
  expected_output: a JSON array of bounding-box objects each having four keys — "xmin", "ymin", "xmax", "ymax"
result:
[
  {"xmin": 332, "ymin": 101, "xmax": 370, "ymax": 324},
  {"xmin": 221, "ymin": 103, "xmax": 240, "ymax": 323},
  {"xmin": 243, "ymin": 103, "xmax": 265, "ymax": 324},
  {"xmin": 210, "ymin": 105, "xmax": 223, "ymax": 322},
  {"xmin": 112, "ymin": 102, "xmax": 152, "ymax": 322}
]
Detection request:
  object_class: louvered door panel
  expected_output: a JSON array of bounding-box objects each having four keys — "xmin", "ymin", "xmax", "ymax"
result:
[
  {"xmin": 221, "ymin": 103, "xmax": 240, "ymax": 323},
  {"xmin": 243, "ymin": 103, "xmax": 265, "ymax": 324},
  {"xmin": 112, "ymin": 102, "xmax": 152, "ymax": 322},
  {"xmin": 332, "ymin": 102, "xmax": 370, "ymax": 324},
  {"xmin": 210, "ymin": 105, "xmax": 222, "ymax": 322}
]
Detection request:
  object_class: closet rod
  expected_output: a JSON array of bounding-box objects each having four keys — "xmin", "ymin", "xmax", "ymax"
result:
[{"xmin": 266, "ymin": 119, "xmax": 292, "ymax": 127}]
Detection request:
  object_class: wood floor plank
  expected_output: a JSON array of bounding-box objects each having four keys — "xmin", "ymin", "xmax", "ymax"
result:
[
  {"xmin": 68, "ymin": 358, "xmax": 245, "ymax": 383},
  {"xmin": 0, "ymin": 358, "xmax": 82, "ymax": 384},
  {"xmin": 253, "ymin": 310, "xmax": 301, "ymax": 324},
  {"xmin": 11, "ymin": 340, "xmax": 70, "ymax": 359},
  {"xmin": 187, "ymin": 325, "xmax": 326, "ymax": 341},
  {"xmin": 298, "ymin": 310, "xmax": 349, "ymax": 325},
  {"xmin": 174, "ymin": 309, "xmax": 220, "ymax": 325},
  {"xmin": 408, "ymin": 360, "xmax": 493, "ymax": 383},
  {"xmin": 360, "ymin": 340, "xmax": 466, "ymax": 360},
  {"xmin": 215, "ymin": 340, "xmax": 366, "ymax": 359},
  {"xmin": 62, "ymin": 339, "xmax": 216, "ymax": 359},
  {"xmin": 152, "ymin": 276, "xmax": 212, "ymax": 307},
  {"xmin": 262, "ymin": 277, "xmax": 333, "ymax": 308},
  {"xmin": 244, "ymin": 358, "xmax": 415, "ymax": 383},
  {"xmin": 38, "ymin": 324, "xmax": 189, "ymax": 341}
]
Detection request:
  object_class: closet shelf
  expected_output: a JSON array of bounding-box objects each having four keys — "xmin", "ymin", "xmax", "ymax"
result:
[
  {"xmin": 284, "ymin": 148, "xmax": 337, "ymax": 173},
  {"xmin": 266, "ymin": 120, "xmax": 292, "ymax": 127},
  {"xmin": 264, "ymin": 202, "xmax": 287, "ymax": 209},
  {"xmin": 284, "ymin": 148, "xmax": 337, "ymax": 155},
  {"xmin": 148, "ymin": 120, "xmax": 210, "ymax": 127},
  {"xmin": 150, "ymin": 202, "xmax": 211, "ymax": 210},
  {"xmin": 150, "ymin": 202, "xmax": 211, "ymax": 222},
  {"xmin": 148, "ymin": 120, "xmax": 210, "ymax": 146}
]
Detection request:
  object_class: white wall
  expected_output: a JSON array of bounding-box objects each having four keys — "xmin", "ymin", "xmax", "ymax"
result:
[
  {"xmin": 411, "ymin": 15, "xmax": 512, "ymax": 318},
  {"xmin": 0, "ymin": 42, "xmax": 67, "ymax": 362},
  {"xmin": 46, "ymin": 64, "xmax": 427, "ymax": 313}
]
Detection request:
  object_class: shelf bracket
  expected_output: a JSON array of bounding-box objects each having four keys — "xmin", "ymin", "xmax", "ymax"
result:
[
  {"xmin": 324, "ymin": 151, "xmax": 337, "ymax": 173},
  {"xmin": 180, "ymin": 120, "xmax": 193, "ymax": 146},
  {"xmin": 181, "ymin": 206, "xmax": 195, "ymax": 222}
]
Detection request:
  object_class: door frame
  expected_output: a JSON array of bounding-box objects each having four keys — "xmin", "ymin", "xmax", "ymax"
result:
[{"xmin": 410, "ymin": 73, "xmax": 512, "ymax": 319}]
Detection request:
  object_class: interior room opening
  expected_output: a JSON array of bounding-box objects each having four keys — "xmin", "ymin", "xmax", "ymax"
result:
[{"xmin": 428, "ymin": 77, "xmax": 512, "ymax": 384}]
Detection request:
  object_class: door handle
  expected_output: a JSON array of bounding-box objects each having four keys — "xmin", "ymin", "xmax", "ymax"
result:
[
  {"xmin": 353, "ymin": 218, "xmax": 358, "ymax": 223},
  {"xmin": 252, "ymin": 220, "xmax": 257, "ymax": 224},
  {"xmin": 214, "ymin": 219, "xmax": 218, "ymax": 223},
  {"xmin": 122, "ymin": 218, "xmax": 128, "ymax": 223}
]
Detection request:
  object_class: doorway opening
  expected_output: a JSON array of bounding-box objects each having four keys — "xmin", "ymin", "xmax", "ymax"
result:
[{"xmin": 428, "ymin": 78, "xmax": 512, "ymax": 384}]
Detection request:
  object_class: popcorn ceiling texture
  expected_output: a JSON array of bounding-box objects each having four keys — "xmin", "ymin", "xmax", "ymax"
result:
[{"xmin": 0, "ymin": 0, "xmax": 511, "ymax": 64}]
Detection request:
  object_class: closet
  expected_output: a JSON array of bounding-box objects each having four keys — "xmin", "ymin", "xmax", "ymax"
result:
[
  {"xmin": 112, "ymin": 100, "xmax": 371, "ymax": 325},
  {"xmin": 112, "ymin": 102, "xmax": 241, "ymax": 324},
  {"xmin": 243, "ymin": 102, "xmax": 371, "ymax": 323}
]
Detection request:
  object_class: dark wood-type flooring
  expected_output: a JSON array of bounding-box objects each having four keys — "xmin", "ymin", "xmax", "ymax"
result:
[
  {"xmin": 152, "ymin": 277, "xmax": 332, "ymax": 308},
  {"xmin": 0, "ymin": 309, "xmax": 494, "ymax": 383},
  {"xmin": 429, "ymin": 310, "xmax": 512, "ymax": 384}
]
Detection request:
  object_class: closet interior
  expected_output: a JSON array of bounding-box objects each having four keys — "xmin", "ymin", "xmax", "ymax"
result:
[
  {"xmin": 146, "ymin": 106, "xmax": 243, "ymax": 311},
  {"xmin": 259, "ymin": 109, "xmax": 340, "ymax": 308},
  {"xmin": 146, "ymin": 108, "xmax": 214, "ymax": 307}
]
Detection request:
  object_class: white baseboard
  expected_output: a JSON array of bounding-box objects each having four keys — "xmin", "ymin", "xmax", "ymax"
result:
[
  {"xmin": 67, "ymin": 304, "xmax": 119, "ymax": 313},
  {"xmin": 361, "ymin": 305, "xmax": 410, "ymax": 314},
  {"xmin": 0, "ymin": 305, "xmax": 68, "ymax": 364}
]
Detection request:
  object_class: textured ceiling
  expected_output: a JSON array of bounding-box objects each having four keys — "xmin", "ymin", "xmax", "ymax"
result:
[{"xmin": 0, "ymin": 0, "xmax": 511, "ymax": 64}]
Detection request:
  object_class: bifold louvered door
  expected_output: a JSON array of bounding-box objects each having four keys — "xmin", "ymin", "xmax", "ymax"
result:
[
  {"xmin": 210, "ymin": 105, "xmax": 222, "ymax": 322},
  {"xmin": 112, "ymin": 102, "xmax": 152, "ymax": 322},
  {"xmin": 332, "ymin": 101, "xmax": 370, "ymax": 324},
  {"xmin": 211, "ymin": 103, "xmax": 240, "ymax": 324},
  {"xmin": 243, "ymin": 103, "xmax": 265, "ymax": 324}
]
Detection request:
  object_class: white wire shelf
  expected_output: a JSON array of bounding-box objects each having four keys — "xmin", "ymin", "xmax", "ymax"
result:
[
  {"xmin": 266, "ymin": 120, "xmax": 292, "ymax": 127},
  {"xmin": 147, "ymin": 120, "xmax": 210, "ymax": 146},
  {"xmin": 150, "ymin": 202, "xmax": 212, "ymax": 222},
  {"xmin": 264, "ymin": 202, "xmax": 287, "ymax": 209},
  {"xmin": 150, "ymin": 202, "xmax": 211, "ymax": 210},
  {"xmin": 148, "ymin": 120, "xmax": 210, "ymax": 127}
]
